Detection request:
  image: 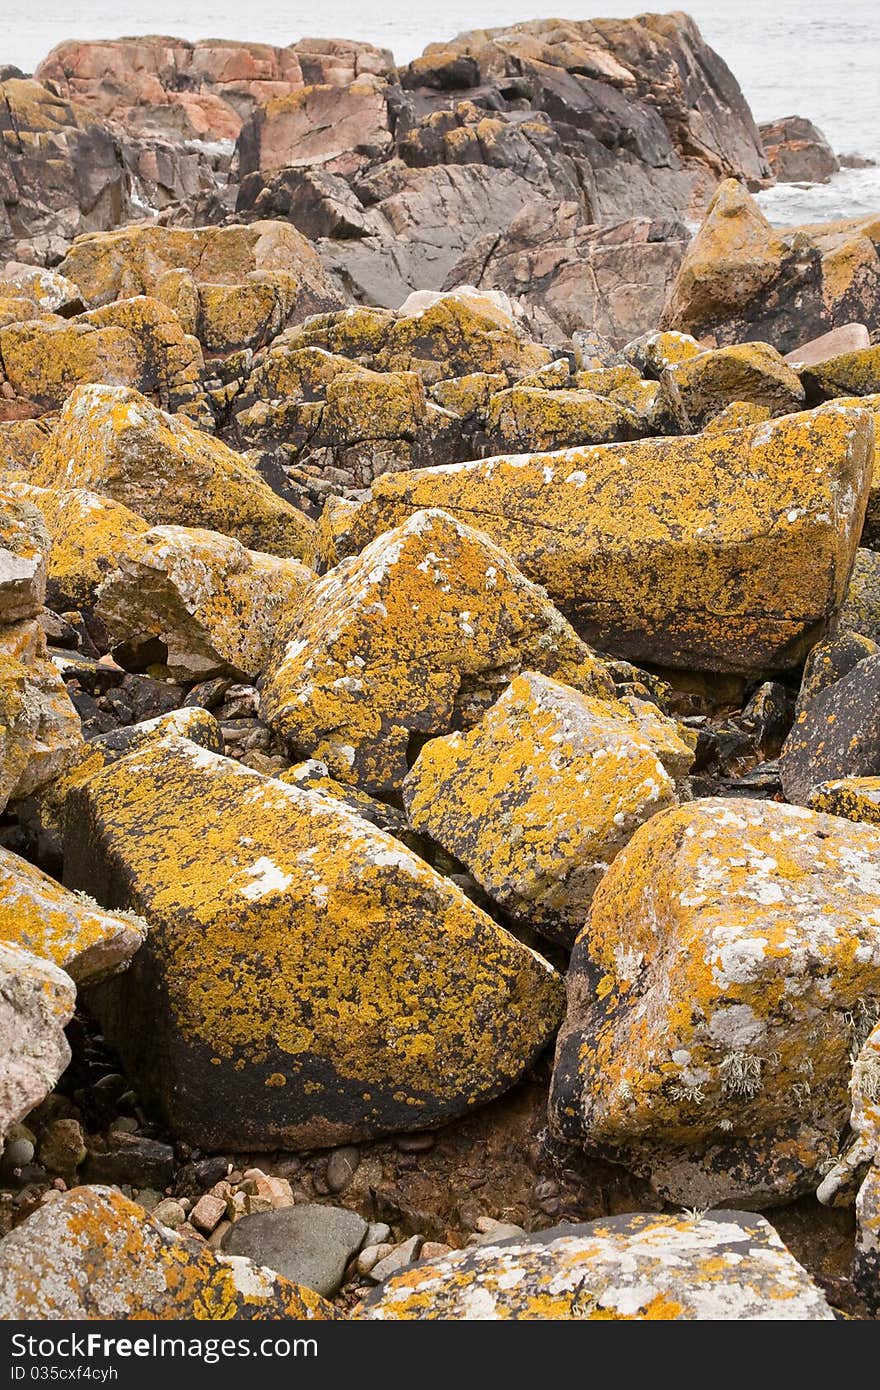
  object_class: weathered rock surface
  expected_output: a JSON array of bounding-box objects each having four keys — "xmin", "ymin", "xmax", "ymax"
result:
[
  {"xmin": 358, "ymin": 1212, "xmax": 833, "ymax": 1319},
  {"xmin": 0, "ymin": 1185, "xmax": 337, "ymax": 1318},
  {"xmin": 340, "ymin": 405, "xmax": 873, "ymax": 676},
  {"xmin": 95, "ymin": 525, "xmax": 313, "ymax": 680},
  {"xmin": 262, "ymin": 508, "xmax": 614, "ymax": 793},
  {"xmin": 34, "ymin": 384, "xmax": 315, "ymax": 560},
  {"xmin": 668, "ymin": 341, "xmax": 805, "ymax": 427},
  {"xmin": 781, "ymin": 652, "xmax": 880, "ymax": 803},
  {"xmin": 403, "ymin": 671, "xmax": 691, "ymax": 945},
  {"xmin": 0, "ymin": 844, "xmax": 144, "ymax": 984},
  {"xmin": 0, "ymin": 941, "xmax": 75, "ymax": 1145},
  {"xmin": 808, "ymin": 776, "xmax": 880, "ymax": 824},
  {"xmin": 550, "ymin": 796, "xmax": 880, "ymax": 1207},
  {"xmin": 66, "ymin": 735, "xmax": 563, "ymax": 1149},
  {"xmin": 759, "ymin": 117, "xmax": 839, "ymax": 184},
  {"xmin": 0, "ymin": 619, "xmax": 82, "ymax": 810},
  {"xmin": 222, "ymin": 1204, "xmax": 368, "ymax": 1297},
  {"xmin": 662, "ymin": 180, "xmax": 880, "ymax": 353},
  {"xmin": 0, "ymin": 487, "xmax": 48, "ymax": 622}
]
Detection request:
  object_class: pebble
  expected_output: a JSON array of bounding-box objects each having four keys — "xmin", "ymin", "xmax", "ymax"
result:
[
  {"xmin": 470, "ymin": 1217, "xmax": 526, "ymax": 1245},
  {"xmin": 395, "ymin": 1132, "xmax": 436, "ymax": 1153},
  {"xmin": 326, "ymin": 1146, "xmax": 360, "ymax": 1194},
  {"xmin": 221, "ymin": 1203, "xmax": 368, "ymax": 1297},
  {"xmin": 364, "ymin": 1221, "xmax": 392, "ymax": 1247},
  {"xmin": 356, "ymin": 1242, "xmax": 394, "ymax": 1277},
  {"xmin": 189, "ymin": 1193, "xmax": 228, "ymax": 1234},
  {"xmin": 367, "ymin": 1234, "xmax": 424, "ymax": 1284},
  {"xmin": 152, "ymin": 1198, "xmax": 186, "ymax": 1229}
]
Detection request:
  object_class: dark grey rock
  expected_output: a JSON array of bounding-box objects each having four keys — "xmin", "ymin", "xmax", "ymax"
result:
[{"xmin": 222, "ymin": 1203, "xmax": 367, "ymax": 1296}]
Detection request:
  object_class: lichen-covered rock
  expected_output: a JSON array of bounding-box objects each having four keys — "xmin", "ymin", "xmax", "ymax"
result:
[
  {"xmin": 37, "ymin": 706, "xmax": 223, "ymax": 854},
  {"xmin": 855, "ymin": 1165, "xmax": 880, "ymax": 1314},
  {"xmin": 0, "ymin": 845, "xmax": 144, "ymax": 984},
  {"xmin": 0, "ymin": 1185, "xmax": 338, "ymax": 1319},
  {"xmin": 668, "ymin": 342, "xmax": 805, "ymax": 427},
  {"xmin": 801, "ymin": 345, "xmax": 880, "ymax": 403},
  {"xmin": 0, "ymin": 941, "xmax": 75, "ymax": 1145},
  {"xmin": 403, "ymin": 672, "xmax": 691, "ymax": 946},
  {"xmin": 324, "ymin": 369, "xmax": 427, "ymax": 443},
  {"xmin": 0, "ymin": 297, "xmax": 204, "ymax": 411},
  {"xmin": 661, "ymin": 179, "xmax": 880, "ymax": 353},
  {"xmin": 780, "ymin": 652, "xmax": 880, "ymax": 803},
  {"xmin": 34, "ymin": 384, "xmax": 315, "ymax": 560},
  {"xmin": 0, "ymin": 487, "xmax": 48, "ymax": 622},
  {"xmin": 66, "ymin": 736, "xmax": 563, "ymax": 1149},
  {"xmin": 835, "ymin": 548, "xmax": 880, "ymax": 643},
  {"xmin": 278, "ymin": 760, "xmax": 420, "ymax": 851},
  {"xmin": 342, "ymin": 405, "xmax": 873, "ymax": 676},
  {"xmin": 0, "ymin": 619, "xmax": 81, "ymax": 811},
  {"xmin": 58, "ymin": 221, "xmax": 341, "ymax": 352},
  {"xmin": 485, "ymin": 386, "xmax": 634, "ymax": 452},
  {"xmin": 0, "ymin": 419, "xmax": 51, "ymax": 475},
  {"xmin": 357, "ymin": 1212, "xmax": 833, "ymax": 1320},
  {"xmin": 8, "ymin": 481, "xmax": 149, "ymax": 611},
  {"xmin": 95, "ymin": 525, "xmax": 313, "ymax": 680},
  {"xmin": 795, "ymin": 629, "xmax": 879, "ymax": 718},
  {"xmin": 808, "ymin": 776, "xmax": 880, "ymax": 824},
  {"xmin": 262, "ymin": 508, "xmax": 614, "ymax": 793},
  {"xmin": 549, "ymin": 796, "xmax": 880, "ymax": 1207}
]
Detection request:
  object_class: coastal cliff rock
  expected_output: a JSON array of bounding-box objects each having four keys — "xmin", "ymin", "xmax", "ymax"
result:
[{"xmin": 759, "ymin": 116, "xmax": 840, "ymax": 185}]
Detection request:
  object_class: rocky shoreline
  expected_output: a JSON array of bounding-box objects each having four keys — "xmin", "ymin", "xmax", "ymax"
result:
[{"xmin": 1, "ymin": 12, "xmax": 880, "ymax": 1321}]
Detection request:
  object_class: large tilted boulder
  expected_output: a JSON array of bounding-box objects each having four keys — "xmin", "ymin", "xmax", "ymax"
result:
[
  {"xmin": 780, "ymin": 653, "xmax": 880, "ymax": 803},
  {"xmin": 403, "ymin": 672, "xmax": 692, "ymax": 946},
  {"xmin": 0, "ymin": 1185, "xmax": 337, "ymax": 1319},
  {"xmin": 667, "ymin": 341, "xmax": 805, "ymax": 427},
  {"xmin": 261, "ymin": 508, "xmax": 614, "ymax": 793},
  {"xmin": 661, "ymin": 179, "xmax": 880, "ymax": 353},
  {"xmin": 33, "ymin": 384, "xmax": 315, "ymax": 560},
  {"xmin": 549, "ymin": 797, "xmax": 880, "ymax": 1207},
  {"xmin": 0, "ymin": 844, "xmax": 144, "ymax": 984},
  {"xmin": 338, "ymin": 405, "xmax": 874, "ymax": 676},
  {"xmin": 0, "ymin": 295, "xmax": 204, "ymax": 412},
  {"xmin": 357, "ymin": 1212, "xmax": 833, "ymax": 1320},
  {"xmin": 0, "ymin": 941, "xmax": 75, "ymax": 1145},
  {"xmin": 65, "ymin": 735, "xmax": 563, "ymax": 1150},
  {"xmin": 95, "ymin": 525, "xmax": 313, "ymax": 680}
]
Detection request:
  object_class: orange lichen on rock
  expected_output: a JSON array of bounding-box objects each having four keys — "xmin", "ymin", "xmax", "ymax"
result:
[
  {"xmin": 356, "ymin": 1211, "xmax": 833, "ymax": 1320},
  {"xmin": 0, "ymin": 940, "xmax": 75, "ymax": 1144},
  {"xmin": 550, "ymin": 796, "xmax": 880, "ymax": 1207},
  {"xmin": 0, "ymin": 485, "xmax": 48, "ymax": 621},
  {"xmin": 261, "ymin": 507, "xmax": 615, "ymax": 793},
  {"xmin": 65, "ymin": 735, "xmax": 563, "ymax": 1149},
  {"xmin": 339, "ymin": 404, "xmax": 874, "ymax": 675},
  {"xmin": 34, "ymin": 383, "xmax": 315, "ymax": 560},
  {"xmin": 404, "ymin": 671, "xmax": 692, "ymax": 945},
  {"xmin": 0, "ymin": 619, "xmax": 81, "ymax": 811},
  {"xmin": 0, "ymin": 1185, "xmax": 338, "ymax": 1319}
]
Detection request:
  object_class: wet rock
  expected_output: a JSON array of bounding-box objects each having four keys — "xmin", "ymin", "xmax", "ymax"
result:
[
  {"xmin": 263, "ymin": 507, "xmax": 614, "ymax": 793},
  {"xmin": 0, "ymin": 1185, "xmax": 337, "ymax": 1318},
  {"xmin": 0, "ymin": 941, "xmax": 75, "ymax": 1145},
  {"xmin": 222, "ymin": 1203, "xmax": 367, "ymax": 1296},
  {"xmin": 781, "ymin": 652, "xmax": 880, "ymax": 803},
  {"xmin": 0, "ymin": 844, "xmax": 144, "ymax": 984},
  {"xmin": 404, "ymin": 671, "xmax": 691, "ymax": 946},
  {"xmin": 357, "ymin": 1212, "xmax": 832, "ymax": 1319},
  {"xmin": 66, "ymin": 735, "xmax": 563, "ymax": 1150},
  {"xmin": 34, "ymin": 384, "xmax": 315, "ymax": 561},
  {"xmin": 549, "ymin": 796, "xmax": 880, "ymax": 1207},
  {"xmin": 341, "ymin": 405, "xmax": 873, "ymax": 677},
  {"xmin": 95, "ymin": 525, "xmax": 313, "ymax": 681},
  {"xmin": 759, "ymin": 116, "xmax": 839, "ymax": 184}
]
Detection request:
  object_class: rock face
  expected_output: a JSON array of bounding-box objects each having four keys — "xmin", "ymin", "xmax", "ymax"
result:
[
  {"xmin": 0, "ymin": 488, "xmax": 48, "ymax": 622},
  {"xmin": 95, "ymin": 525, "xmax": 313, "ymax": 680},
  {"xmin": 662, "ymin": 180, "xmax": 880, "ymax": 353},
  {"xmin": 0, "ymin": 1185, "xmax": 337, "ymax": 1318},
  {"xmin": 550, "ymin": 797, "xmax": 880, "ymax": 1207},
  {"xmin": 34, "ymin": 384, "xmax": 315, "ymax": 560},
  {"xmin": 357, "ymin": 1212, "xmax": 833, "ymax": 1320},
  {"xmin": 403, "ymin": 672, "xmax": 691, "ymax": 946},
  {"xmin": 0, "ymin": 844, "xmax": 144, "ymax": 984},
  {"xmin": 759, "ymin": 117, "xmax": 839, "ymax": 184},
  {"xmin": 340, "ymin": 405, "xmax": 873, "ymax": 676},
  {"xmin": 780, "ymin": 652, "xmax": 880, "ymax": 803},
  {"xmin": 0, "ymin": 941, "xmax": 75, "ymax": 1145},
  {"xmin": 65, "ymin": 735, "xmax": 563, "ymax": 1150},
  {"xmin": 262, "ymin": 508, "xmax": 614, "ymax": 793}
]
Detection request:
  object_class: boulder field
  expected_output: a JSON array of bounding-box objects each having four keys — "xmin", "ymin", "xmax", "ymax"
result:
[{"xmin": 2, "ymin": 13, "xmax": 880, "ymax": 1325}]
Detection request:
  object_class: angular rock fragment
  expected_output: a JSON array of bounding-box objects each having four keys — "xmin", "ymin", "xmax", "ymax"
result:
[
  {"xmin": 801, "ymin": 345, "xmax": 880, "ymax": 403},
  {"xmin": 808, "ymin": 777, "xmax": 880, "ymax": 824},
  {"xmin": 262, "ymin": 508, "xmax": 614, "ymax": 792},
  {"xmin": 0, "ymin": 845, "xmax": 144, "ymax": 984},
  {"xmin": 34, "ymin": 384, "xmax": 315, "ymax": 560},
  {"xmin": 65, "ymin": 736, "xmax": 563, "ymax": 1149},
  {"xmin": 0, "ymin": 1185, "xmax": 337, "ymax": 1319},
  {"xmin": 835, "ymin": 548, "xmax": 880, "ymax": 643},
  {"xmin": 794, "ymin": 629, "xmax": 879, "ymax": 718},
  {"xmin": 781, "ymin": 652, "xmax": 880, "ymax": 803},
  {"xmin": 0, "ymin": 941, "xmax": 75, "ymax": 1145},
  {"xmin": 549, "ymin": 797, "xmax": 880, "ymax": 1206},
  {"xmin": 342, "ymin": 405, "xmax": 873, "ymax": 676},
  {"xmin": 0, "ymin": 487, "xmax": 48, "ymax": 622},
  {"xmin": 404, "ymin": 672, "xmax": 691, "ymax": 946},
  {"xmin": 0, "ymin": 620, "xmax": 81, "ymax": 811},
  {"xmin": 96, "ymin": 525, "xmax": 313, "ymax": 680},
  {"xmin": 357, "ymin": 1212, "xmax": 833, "ymax": 1319},
  {"xmin": 668, "ymin": 342, "xmax": 805, "ymax": 426}
]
